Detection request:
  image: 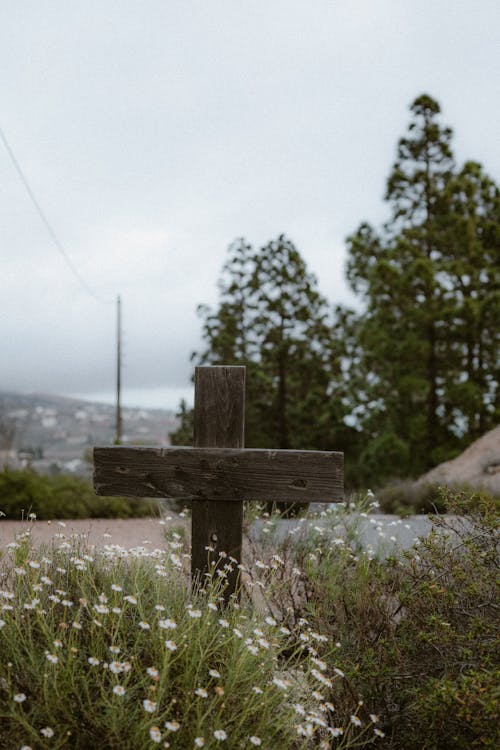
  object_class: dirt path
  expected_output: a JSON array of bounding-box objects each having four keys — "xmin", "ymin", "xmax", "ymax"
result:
[{"xmin": 0, "ymin": 517, "xmax": 190, "ymax": 551}]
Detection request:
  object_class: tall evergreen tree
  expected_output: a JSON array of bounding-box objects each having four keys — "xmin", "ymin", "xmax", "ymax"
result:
[{"xmin": 344, "ymin": 94, "xmax": 499, "ymax": 482}]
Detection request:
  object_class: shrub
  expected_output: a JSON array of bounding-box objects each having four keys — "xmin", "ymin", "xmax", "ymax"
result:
[
  {"xmin": 375, "ymin": 480, "xmax": 447, "ymax": 515},
  {"xmin": 0, "ymin": 468, "xmax": 158, "ymax": 519},
  {"xmin": 292, "ymin": 489, "xmax": 500, "ymax": 749},
  {"xmin": 0, "ymin": 530, "xmax": 373, "ymax": 749}
]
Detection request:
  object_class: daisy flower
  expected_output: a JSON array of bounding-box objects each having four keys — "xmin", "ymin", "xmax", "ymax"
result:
[
  {"xmin": 113, "ymin": 685, "xmax": 126, "ymax": 696},
  {"xmin": 158, "ymin": 619, "xmax": 177, "ymax": 630},
  {"xmin": 143, "ymin": 699, "xmax": 157, "ymax": 713},
  {"xmin": 213, "ymin": 729, "xmax": 227, "ymax": 741},
  {"xmin": 149, "ymin": 726, "xmax": 162, "ymax": 743},
  {"xmin": 13, "ymin": 693, "xmax": 27, "ymax": 703},
  {"xmin": 165, "ymin": 721, "xmax": 180, "ymax": 732}
]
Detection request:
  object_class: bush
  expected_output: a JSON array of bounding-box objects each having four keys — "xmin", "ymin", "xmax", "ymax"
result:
[
  {"xmin": 375, "ymin": 480, "xmax": 447, "ymax": 515},
  {"xmin": 0, "ymin": 468, "xmax": 158, "ymax": 519},
  {"xmin": 0, "ymin": 532, "xmax": 372, "ymax": 749},
  {"xmin": 295, "ymin": 489, "xmax": 500, "ymax": 749}
]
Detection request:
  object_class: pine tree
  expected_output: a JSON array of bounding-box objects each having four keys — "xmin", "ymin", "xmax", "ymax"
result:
[{"xmin": 344, "ymin": 94, "xmax": 500, "ymax": 482}]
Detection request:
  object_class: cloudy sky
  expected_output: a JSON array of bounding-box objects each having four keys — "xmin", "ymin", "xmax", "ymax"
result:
[{"xmin": 1, "ymin": 0, "xmax": 499, "ymax": 410}]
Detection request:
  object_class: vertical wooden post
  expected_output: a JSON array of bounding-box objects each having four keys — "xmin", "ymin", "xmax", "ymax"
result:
[{"xmin": 191, "ymin": 366, "xmax": 245, "ymax": 600}]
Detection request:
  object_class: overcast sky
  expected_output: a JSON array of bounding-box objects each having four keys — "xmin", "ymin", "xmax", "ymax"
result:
[{"xmin": 1, "ymin": 0, "xmax": 499, "ymax": 410}]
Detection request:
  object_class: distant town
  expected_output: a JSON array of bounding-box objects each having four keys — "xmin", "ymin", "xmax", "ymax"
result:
[{"xmin": 0, "ymin": 391, "xmax": 179, "ymax": 478}]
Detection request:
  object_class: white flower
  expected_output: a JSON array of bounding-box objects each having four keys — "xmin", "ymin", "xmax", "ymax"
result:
[
  {"xmin": 109, "ymin": 645, "xmax": 121, "ymax": 654},
  {"xmin": 149, "ymin": 726, "xmax": 162, "ymax": 743},
  {"xmin": 273, "ymin": 676, "xmax": 289, "ymax": 691},
  {"xmin": 213, "ymin": 729, "xmax": 227, "ymax": 741},
  {"xmin": 187, "ymin": 608, "xmax": 202, "ymax": 618},
  {"xmin": 165, "ymin": 640, "xmax": 177, "ymax": 651},
  {"xmin": 123, "ymin": 595, "xmax": 137, "ymax": 605},
  {"xmin": 94, "ymin": 604, "xmax": 109, "ymax": 615},
  {"xmin": 252, "ymin": 686, "xmax": 263, "ymax": 694},
  {"xmin": 109, "ymin": 661, "xmax": 124, "ymax": 674},
  {"xmin": 158, "ymin": 619, "xmax": 177, "ymax": 630},
  {"xmin": 13, "ymin": 692, "xmax": 27, "ymax": 703},
  {"xmin": 46, "ymin": 653, "xmax": 58, "ymax": 664},
  {"xmin": 250, "ymin": 737, "xmax": 262, "ymax": 746},
  {"xmin": 143, "ymin": 699, "xmax": 157, "ymax": 713},
  {"xmin": 72, "ymin": 621, "xmax": 82, "ymax": 630},
  {"xmin": 0, "ymin": 620, "xmax": 5, "ymax": 629},
  {"xmin": 194, "ymin": 687, "xmax": 208, "ymax": 698},
  {"xmin": 138, "ymin": 621, "xmax": 150, "ymax": 630},
  {"xmin": 88, "ymin": 657, "xmax": 100, "ymax": 666},
  {"xmin": 40, "ymin": 727, "xmax": 54, "ymax": 738},
  {"xmin": 111, "ymin": 584, "xmax": 122, "ymax": 592},
  {"xmin": 113, "ymin": 685, "xmax": 125, "ymax": 696},
  {"xmin": 350, "ymin": 715, "xmax": 362, "ymax": 727},
  {"xmin": 165, "ymin": 721, "xmax": 180, "ymax": 732},
  {"xmin": 194, "ymin": 738, "xmax": 205, "ymax": 747},
  {"xmin": 147, "ymin": 667, "xmax": 159, "ymax": 679},
  {"xmin": 209, "ymin": 669, "xmax": 221, "ymax": 678},
  {"xmin": 218, "ymin": 618, "xmax": 229, "ymax": 628},
  {"xmin": 265, "ymin": 616, "xmax": 277, "ymax": 626}
]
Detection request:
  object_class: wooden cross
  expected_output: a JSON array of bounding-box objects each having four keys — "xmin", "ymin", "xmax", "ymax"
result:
[{"xmin": 93, "ymin": 366, "xmax": 343, "ymax": 600}]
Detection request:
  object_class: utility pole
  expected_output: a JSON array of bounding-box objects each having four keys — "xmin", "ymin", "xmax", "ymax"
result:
[{"xmin": 115, "ymin": 294, "xmax": 122, "ymax": 445}]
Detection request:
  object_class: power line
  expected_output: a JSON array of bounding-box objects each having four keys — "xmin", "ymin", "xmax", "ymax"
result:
[{"xmin": 0, "ymin": 125, "xmax": 112, "ymax": 305}]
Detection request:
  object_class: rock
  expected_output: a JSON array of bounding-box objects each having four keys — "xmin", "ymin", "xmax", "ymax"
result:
[{"xmin": 418, "ymin": 425, "xmax": 500, "ymax": 496}]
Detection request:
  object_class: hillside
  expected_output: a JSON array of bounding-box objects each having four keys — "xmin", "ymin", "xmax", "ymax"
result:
[{"xmin": 0, "ymin": 391, "xmax": 179, "ymax": 477}]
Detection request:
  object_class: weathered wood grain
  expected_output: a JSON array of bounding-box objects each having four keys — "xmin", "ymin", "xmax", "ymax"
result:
[
  {"xmin": 191, "ymin": 366, "xmax": 246, "ymax": 597},
  {"xmin": 93, "ymin": 445, "xmax": 343, "ymax": 502}
]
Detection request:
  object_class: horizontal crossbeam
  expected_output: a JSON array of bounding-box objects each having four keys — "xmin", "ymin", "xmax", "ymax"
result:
[{"xmin": 94, "ymin": 446, "xmax": 343, "ymax": 503}]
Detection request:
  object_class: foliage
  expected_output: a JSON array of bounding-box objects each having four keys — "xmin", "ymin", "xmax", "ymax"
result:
[
  {"xmin": 375, "ymin": 480, "xmax": 447, "ymax": 515},
  {"xmin": 0, "ymin": 527, "xmax": 374, "ymax": 749},
  {"xmin": 343, "ymin": 94, "xmax": 500, "ymax": 483},
  {"xmin": 0, "ymin": 468, "xmax": 158, "ymax": 520},
  {"xmin": 257, "ymin": 489, "xmax": 499, "ymax": 749}
]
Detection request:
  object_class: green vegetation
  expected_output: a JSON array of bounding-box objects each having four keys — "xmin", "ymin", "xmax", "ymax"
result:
[
  {"xmin": 171, "ymin": 94, "xmax": 500, "ymax": 491},
  {"xmin": 0, "ymin": 528, "xmax": 374, "ymax": 749},
  {"xmin": 0, "ymin": 468, "xmax": 158, "ymax": 520},
  {"xmin": 1, "ymin": 489, "xmax": 497, "ymax": 748},
  {"xmin": 251, "ymin": 489, "xmax": 500, "ymax": 749}
]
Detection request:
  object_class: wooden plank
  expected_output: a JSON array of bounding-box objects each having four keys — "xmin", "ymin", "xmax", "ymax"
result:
[
  {"xmin": 93, "ymin": 445, "xmax": 344, "ymax": 502},
  {"xmin": 191, "ymin": 366, "xmax": 246, "ymax": 600}
]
